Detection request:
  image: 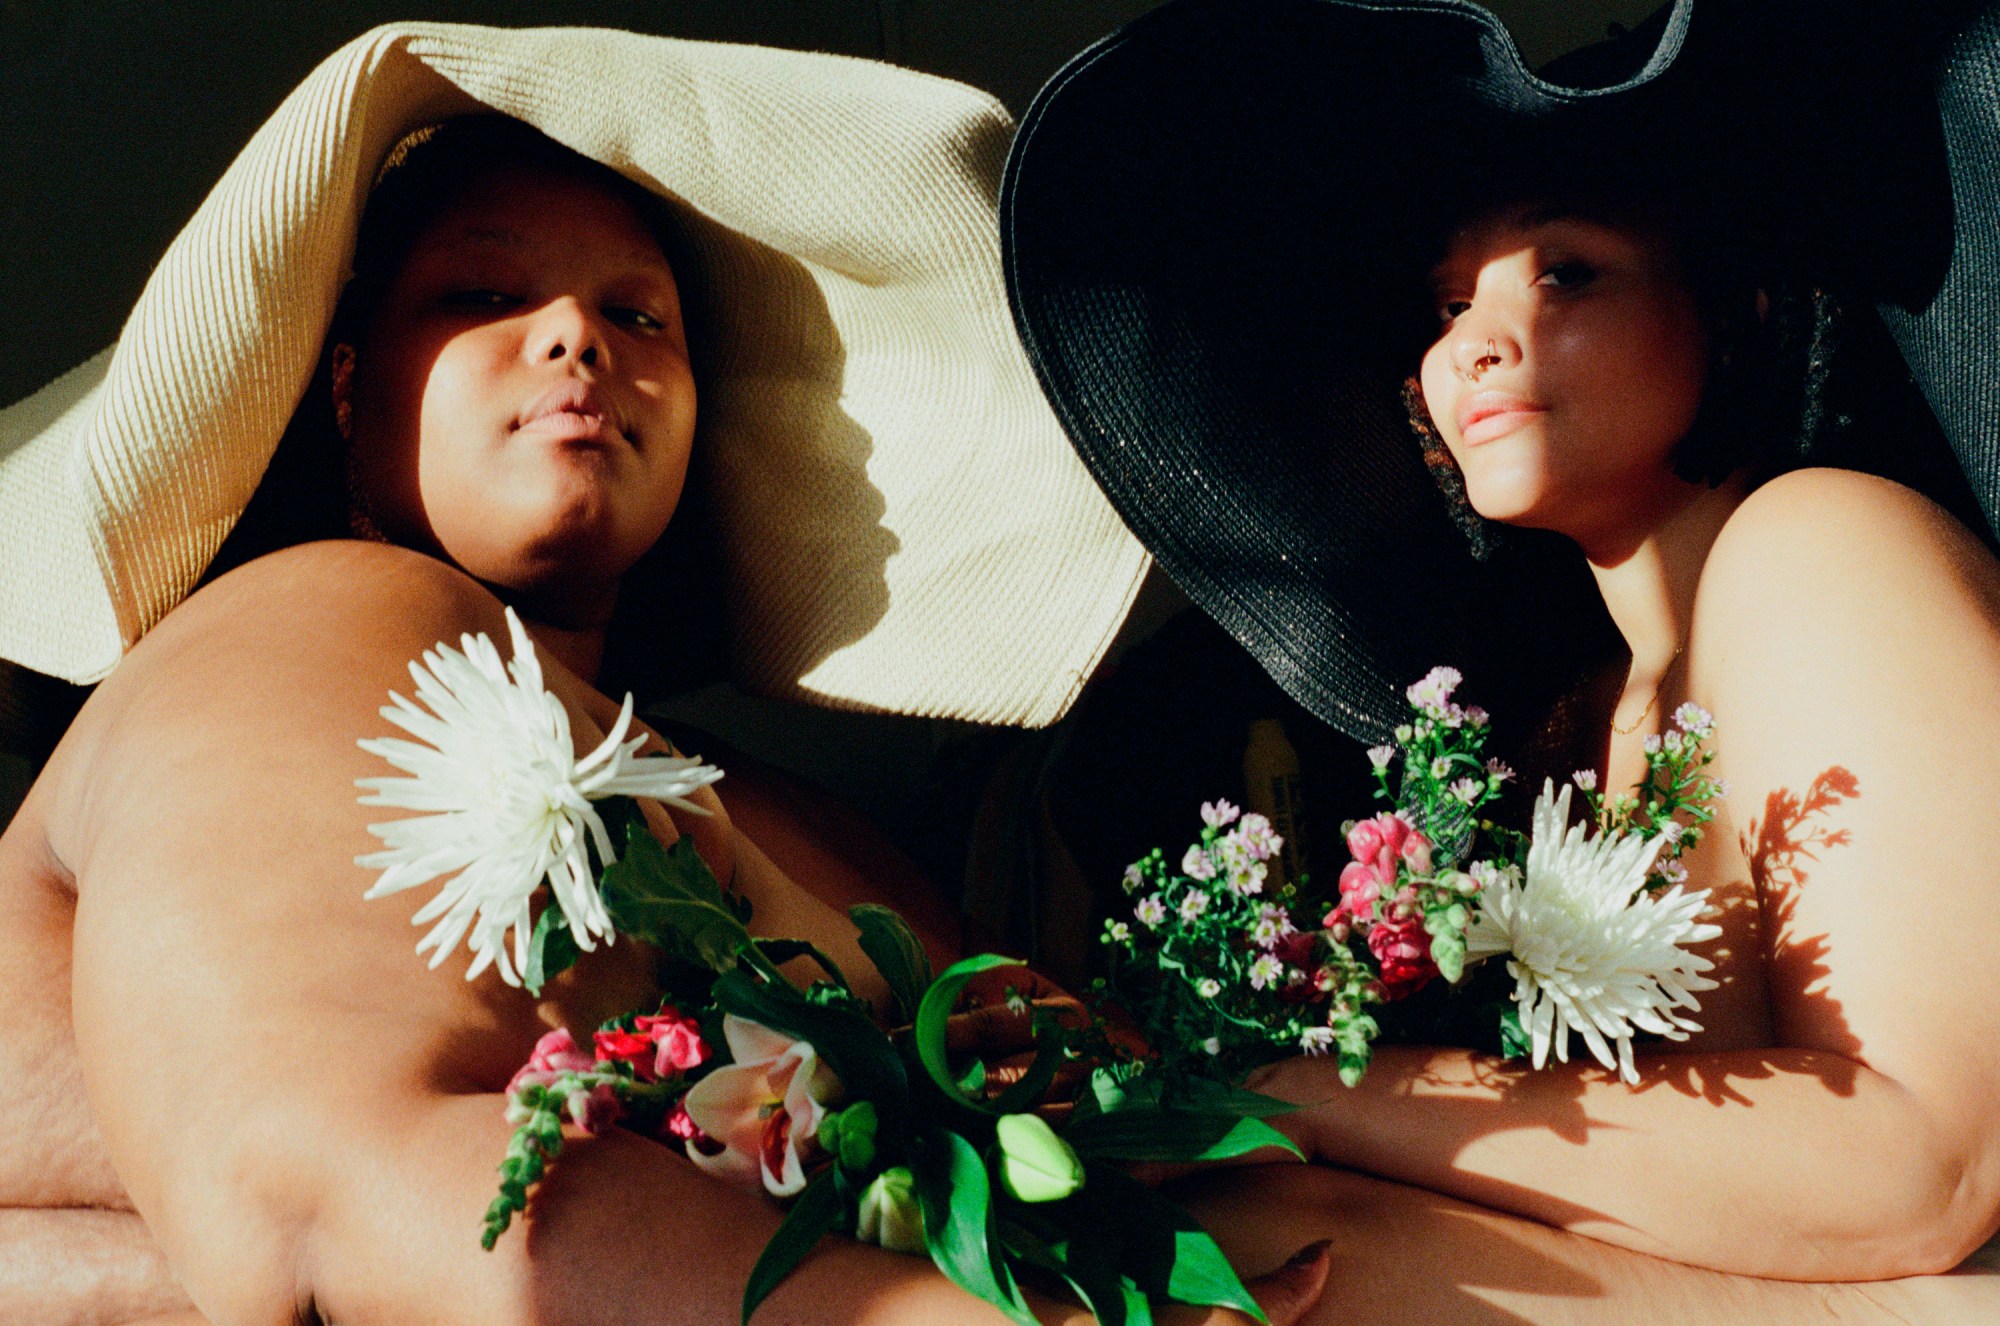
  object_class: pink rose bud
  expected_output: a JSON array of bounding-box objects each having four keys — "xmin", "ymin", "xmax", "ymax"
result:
[
  {"xmin": 565, "ymin": 1082, "xmax": 624, "ymax": 1135},
  {"xmin": 1399, "ymin": 831, "xmax": 1433, "ymax": 876},
  {"xmin": 637, "ymin": 1010, "xmax": 711, "ymax": 1076}
]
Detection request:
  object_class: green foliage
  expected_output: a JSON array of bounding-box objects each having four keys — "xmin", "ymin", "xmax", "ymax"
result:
[
  {"xmin": 913, "ymin": 954, "xmax": 1025, "ymax": 1110},
  {"xmin": 523, "ymin": 906, "xmax": 582, "ymax": 997},
  {"xmin": 741, "ymin": 1168, "xmax": 844, "ymax": 1325},
  {"xmin": 599, "ymin": 823, "xmax": 752, "ymax": 971},
  {"xmin": 1065, "ymin": 1108, "xmax": 1299, "ymax": 1165},
  {"xmin": 914, "ymin": 1129, "xmax": 1036, "ymax": 1326},
  {"xmin": 851, "ymin": 903, "xmax": 935, "ymax": 1024}
]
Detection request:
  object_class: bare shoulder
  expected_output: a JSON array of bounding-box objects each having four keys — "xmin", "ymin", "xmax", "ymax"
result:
[
  {"xmin": 1694, "ymin": 467, "xmax": 2000, "ymax": 675},
  {"xmin": 1703, "ymin": 466, "xmax": 2000, "ymax": 607}
]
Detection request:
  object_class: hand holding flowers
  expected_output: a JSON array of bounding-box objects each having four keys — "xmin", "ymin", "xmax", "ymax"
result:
[
  {"xmin": 1103, "ymin": 665, "xmax": 1727, "ymax": 1090},
  {"xmin": 356, "ymin": 615, "xmax": 1303, "ymax": 1326}
]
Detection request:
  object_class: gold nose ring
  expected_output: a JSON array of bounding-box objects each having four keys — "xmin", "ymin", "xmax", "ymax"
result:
[{"xmin": 1463, "ymin": 337, "xmax": 1500, "ymax": 382}]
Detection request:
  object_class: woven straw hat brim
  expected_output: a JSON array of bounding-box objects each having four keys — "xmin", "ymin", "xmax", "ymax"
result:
[
  {"xmin": 1002, "ymin": 0, "xmax": 1971, "ymax": 745},
  {"xmin": 0, "ymin": 23, "xmax": 1149, "ymax": 728}
]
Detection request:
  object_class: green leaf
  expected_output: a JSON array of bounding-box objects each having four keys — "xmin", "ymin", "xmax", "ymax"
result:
[
  {"xmin": 523, "ymin": 906, "xmax": 581, "ymax": 997},
  {"xmin": 851, "ymin": 904, "xmax": 935, "ymax": 1024},
  {"xmin": 741, "ymin": 1167, "xmax": 844, "ymax": 1325},
  {"xmin": 754, "ymin": 938, "xmax": 853, "ymax": 994},
  {"xmin": 1082, "ymin": 1165, "xmax": 1263, "ymax": 1319},
  {"xmin": 1091, "ymin": 1072, "xmax": 1298, "ymax": 1120},
  {"xmin": 913, "ymin": 1130, "xmax": 1035, "ymax": 1326},
  {"xmin": 600, "ymin": 827, "xmax": 752, "ymax": 972},
  {"xmin": 711, "ymin": 969, "xmax": 909, "ymax": 1111},
  {"xmin": 913, "ymin": 954, "xmax": 1024, "ymax": 1109},
  {"xmin": 1064, "ymin": 1109, "xmax": 1301, "ymax": 1164},
  {"xmin": 956, "ymin": 1059, "xmax": 989, "ymax": 1096},
  {"xmin": 1498, "ymin": 1005, "xmax": 1532, "ymax": 1060}
]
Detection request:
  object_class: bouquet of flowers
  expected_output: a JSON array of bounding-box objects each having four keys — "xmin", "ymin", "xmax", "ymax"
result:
[
  {"xmin": 355, "ymin": 610, "xmax": 1302, "ymax": 1325},
  {"xmin": 1102, "ymin": 665, "xmax": 1726, "ymax": 1088}
]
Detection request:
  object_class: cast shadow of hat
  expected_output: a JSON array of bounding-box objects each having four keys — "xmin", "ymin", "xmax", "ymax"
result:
[{"xmin": 611, "ymin": 205, "xmax": 898, "ymax": 702}]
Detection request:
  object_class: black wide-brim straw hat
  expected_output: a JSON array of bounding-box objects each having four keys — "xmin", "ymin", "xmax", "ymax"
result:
[{"xmin": 1002, "ymin": 0, "xmax": 1996, "ymax": 772}]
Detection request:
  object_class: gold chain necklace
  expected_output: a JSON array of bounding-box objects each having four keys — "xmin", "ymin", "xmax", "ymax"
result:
[{"xmin": 1611, "ymin": 644, "xmax": 1685, "ymax": 737}]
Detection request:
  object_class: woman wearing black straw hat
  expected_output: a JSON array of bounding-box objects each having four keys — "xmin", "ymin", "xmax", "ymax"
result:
[{"xmin": 1004, "ymin": 0, "xmax": 2000, "ymax": 1312}]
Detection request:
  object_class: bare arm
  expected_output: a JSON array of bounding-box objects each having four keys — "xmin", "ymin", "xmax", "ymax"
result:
[
  {"xmin": 55, "ymin": 542, "xmax": 1316, "ymax": 1326},
  {"xmin": 1255, "ymin": 470, "xmax": 2000, "ymax": 1280}
]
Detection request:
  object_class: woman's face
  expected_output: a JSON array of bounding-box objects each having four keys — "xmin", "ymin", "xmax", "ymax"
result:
[
  {"xmin": 1416, "ymin": 204, "xmax": 1710, "ymax": 546},
  {"xmin": 340, "ymin": 164, "xmax": 696, "ymax": 612}
]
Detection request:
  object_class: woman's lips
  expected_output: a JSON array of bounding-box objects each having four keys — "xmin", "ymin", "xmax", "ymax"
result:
[
  {"xmin": 517, "ymin": 410, "xmax": 621, "ymax": 446},
  {"xmin": 1457, "ymin": 392, "xmax": 1547, "ymax": 446}
]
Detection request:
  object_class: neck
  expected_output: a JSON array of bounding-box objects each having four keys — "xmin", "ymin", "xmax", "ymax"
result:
[
  {"xmin": 494, "ymin": 581, "xmax": 617, "ymax": 686},
  {"xmin": 1579, "ymin": 469, "xmax": 1753, "ymax": 681}
]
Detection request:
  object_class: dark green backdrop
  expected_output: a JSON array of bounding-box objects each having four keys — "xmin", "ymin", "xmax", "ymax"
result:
[{"xmin": 3, "ymin": 0, "xmax": 1657, "ymax": 408}]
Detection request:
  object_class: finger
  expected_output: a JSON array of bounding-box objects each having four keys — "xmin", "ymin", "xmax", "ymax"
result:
[
  {"xmin": 1244, "ymin": 1241, "xmax": 1333, "ymax": 1326},
  {"xmin": 941, "ymin": 998, "xmax": 1085, "ymax": 1056}
]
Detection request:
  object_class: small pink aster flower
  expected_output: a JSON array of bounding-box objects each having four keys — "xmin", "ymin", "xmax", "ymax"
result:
[
  {"xmin": 1673, "ymin": 703, "xmax": 1714, "ymax": 738},
  {"xmin": 1485, "ymin": 757, "xmax": 1514, "ymax": 782},
  {"xmin": 1135, "ymin": 896, "xmax": 1167, "ymax": 928},
  {"xmin": 1181, "ymin": 845, "xmax": 1217, "ymax": 881},
  {"xmin": 1572, "ymin": 769, "xmax": 1599, "ymax": 792},
  {"xmin": 1367, "ymin": 745, "xmax": 1396, "ymax": 770},
  {"xmin": 1248, "ymin": 953, "xmax": 1284, "ymax": 990},
  {"xmin": 1202, "ymin": 798, "xmax": 1242, "ymax": 829},
  {"xmin": 1659, "ymin": 820, "xmax": 1686, "ymax": 845},
  {"xmin": 1179, "ymin": 889, "xmax": 1211, "ymax": 923},
  {"xmin": 1233, "ymin": 812, "xmax": 1283, "ymax": 861},
  {"xmin": 1300, "ymin": 1026, "xmax": 1335, "ymax": 1055},
  {"xmin": 1450, "ymin": 777, "xmax": 1483, "ymax": 804}
]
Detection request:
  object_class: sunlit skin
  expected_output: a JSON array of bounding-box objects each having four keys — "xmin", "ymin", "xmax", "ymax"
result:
[
  {"xmin": 1417, "ymin": 205, "xmax": 1725, "ymax": 550},
  {"xmin": 0, "ymin": 156, "xmax": 1333, "ymax": 1325},
  {"xmin": 1157, "ymin": 207, "xmax": 2000, "ymax": 1311},
  {"xmin": 337, "ymin": 165, "xmax": 698, "ymax": 649}
]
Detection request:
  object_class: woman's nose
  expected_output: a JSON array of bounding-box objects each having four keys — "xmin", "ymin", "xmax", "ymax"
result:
[
  {"xmin": 525, "ymin": 296, "xmax": 611, "ymax": 370},
  {"xmin": 1448, "ymin": 314, "xmax": 1520, "ymax": 384}
]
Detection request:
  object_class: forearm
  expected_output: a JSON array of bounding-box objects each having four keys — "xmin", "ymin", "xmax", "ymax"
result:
[
  {"xmin": 1262, "ymin": 1044, "xmax": 1986, "ymax": 1280},
  {"xmin": 301, "ymin": 1093, "xmax": 1077, "ymax": 1326}
]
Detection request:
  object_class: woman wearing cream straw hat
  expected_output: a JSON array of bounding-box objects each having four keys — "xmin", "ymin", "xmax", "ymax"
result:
[{"xmin": 0, "ymin": 21, "xmax": 1339, "ymax": 1326}]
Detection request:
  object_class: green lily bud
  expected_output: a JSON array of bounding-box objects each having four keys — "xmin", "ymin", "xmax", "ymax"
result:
[
  {"xmin": 836, "ymin": 1099, "xmax": 878, "ymax": 1173},
  {"xmin": 994, "ymin": 1113, "xmax": 1084, "ymax": 1204},
  {"xmin": 856, "ymin": 1165, "xmax": 926, "ymax": 1254}
]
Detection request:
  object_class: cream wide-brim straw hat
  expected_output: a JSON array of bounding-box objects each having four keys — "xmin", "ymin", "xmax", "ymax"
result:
[{"xmin": 0, "ymin": 23, "xmax": 1150, "ymax": 728}]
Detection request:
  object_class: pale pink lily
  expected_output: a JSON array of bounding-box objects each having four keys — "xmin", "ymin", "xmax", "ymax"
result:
[{"xmin": 681, "ymin": 1015, "xmax": 843, "ymax": 1197}]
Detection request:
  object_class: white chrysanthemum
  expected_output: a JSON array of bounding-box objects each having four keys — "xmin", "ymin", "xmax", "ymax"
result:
[
  {"xmin": 355, "ymin": 608, "xmax": 724, "ymax": 986},
  {"xmin": 1464, "ymin": 779, "xmax": 1721, "ymax": 1084}
]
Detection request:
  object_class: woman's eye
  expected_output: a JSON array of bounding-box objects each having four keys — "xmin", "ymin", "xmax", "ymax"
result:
[
  {"xmin": 1536, "ymin": 261, "xmax": 1596, "ymax": 289},
  {"xmin": 608, "ymin": 306, "xmax": 667, "ymax": 332},
  {"xmin": 1437, "ymin": 299, "xmax": 1471, "ymax": 325},
  {"xmin": 441, "ymin": 288, "xmax": 518, "ymax": 310}
]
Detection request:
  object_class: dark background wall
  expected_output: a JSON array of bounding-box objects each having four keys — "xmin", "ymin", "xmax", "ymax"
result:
[{"xmin": 2, "ymin": 0, "xmax": 1659, "ymax": 408}]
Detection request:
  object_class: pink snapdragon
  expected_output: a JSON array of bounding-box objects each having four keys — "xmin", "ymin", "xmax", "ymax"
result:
[
  {"xmin": 1335, "ymin": 812, "xmax": 1431, "ymax": 923},
  {"xmin": 506, "ymin": 1027, "xmax": 596, "ymax": 1095},
  {"xmin": 1366, "ymin": 913, "xmax": 1436, "ymax": 1000}
]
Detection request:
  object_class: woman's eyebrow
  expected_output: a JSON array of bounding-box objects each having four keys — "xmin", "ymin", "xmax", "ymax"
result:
[{"xmin": 447, "ymin": 224, "xmax": 673, "ymax": 278}]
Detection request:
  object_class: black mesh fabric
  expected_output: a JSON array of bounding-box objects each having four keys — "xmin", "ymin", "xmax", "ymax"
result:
[{"xmin": 1003, "ymin": 0, "xmax": 1991, "ymax": 794}]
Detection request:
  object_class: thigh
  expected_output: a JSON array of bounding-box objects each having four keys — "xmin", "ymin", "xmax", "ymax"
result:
[{"xmin": 1174, "ymin": 1163, "xmax": 1998, "ymax": 1325}]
